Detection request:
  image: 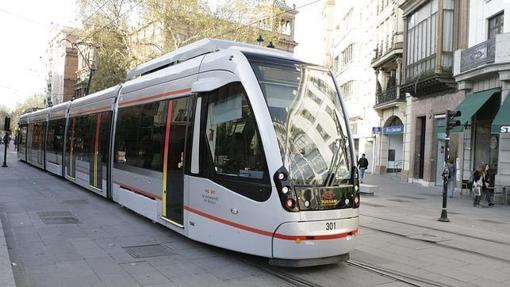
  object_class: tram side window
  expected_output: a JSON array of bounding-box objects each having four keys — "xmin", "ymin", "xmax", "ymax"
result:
[
  {"xmin": 201, "ymin": 82, "xmax": 268, "ymax": 181},
  {"xmin": 29, "ymin": 122, "xmax": 45, "ymax": 165},
  {"xmin": 46, "ymin": 118, "xmax": 66, "ymax": 165},
  {"xmin": 73, "ymin": 115, "xmax": 95, "ymax": 163},
  {"xmin": 114, "ymin": 101, "xmax": 168, "ymax": 172}
]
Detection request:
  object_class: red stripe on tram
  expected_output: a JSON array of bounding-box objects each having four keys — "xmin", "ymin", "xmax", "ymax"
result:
[
  {"xmin": 112, "ymin": 180, "xmax": 162, "ymax": 200},
  {"xmin": 183, "ymin": 206, "xmax": 358, "ymax": 241}
]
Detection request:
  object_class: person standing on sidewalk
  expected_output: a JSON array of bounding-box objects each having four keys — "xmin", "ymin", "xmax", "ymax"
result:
[
  {"xmin": 358, "ymin": 154, "xmax": 368, "ymax": 183},
  {"xmin": 447, "ymin": 158, "xmax": 456, "ymax": 198},
  {"xmin": 483, "ymin": 164, "xmax": 494, "ymax": 206},
  {"xmin": 472, "ymin": 165, "xmax": 483, "ymax": 207}
]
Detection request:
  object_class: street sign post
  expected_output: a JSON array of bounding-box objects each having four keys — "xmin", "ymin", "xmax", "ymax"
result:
[{"xmin": 2, "ymin": 116, "xmax": 10, "ymax": 168}]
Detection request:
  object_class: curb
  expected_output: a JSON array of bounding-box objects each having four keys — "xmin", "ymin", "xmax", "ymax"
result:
[{"xmin": 0, "ymin": 218, "xmax": 16, "ymax": 287}]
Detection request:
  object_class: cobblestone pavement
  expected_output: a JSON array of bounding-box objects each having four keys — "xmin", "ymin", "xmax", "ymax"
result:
[{"xmin": 1, "ymin": 145, "xmax": 509, "ymax": 287}]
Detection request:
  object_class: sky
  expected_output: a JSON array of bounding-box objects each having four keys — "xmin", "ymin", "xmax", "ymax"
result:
[
  {"xmin": 0, "ymin": 0, "xmax": 80, "ymax": 111},
  {"xmin": 0, "ymin": 0, "xmax": 323, "ymax": 112}
]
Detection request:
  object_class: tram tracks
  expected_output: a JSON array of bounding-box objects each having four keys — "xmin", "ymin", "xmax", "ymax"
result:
[
  {"xmin": 346, "ymin": 259, "xmax": 454, "ymax": 287},
  {"xmin": 359, "ymin": 214, "xmax": 510, "ymax": 264},
  {"xmin": 361, "ymin": 214, "xmax": 510, "ymax": 246}
]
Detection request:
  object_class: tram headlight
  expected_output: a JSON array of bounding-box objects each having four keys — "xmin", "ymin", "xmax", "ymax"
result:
[
  {"xmin": 304, "ymin": 200, "xmax": 311, "ymax": 208},
  {"xmin": 277, "ymin": 172, "xmax": 286, "ymax": 180},
  {"xmin": 282, "ymin": 186, "xmax": 289, "ymax": 194}
]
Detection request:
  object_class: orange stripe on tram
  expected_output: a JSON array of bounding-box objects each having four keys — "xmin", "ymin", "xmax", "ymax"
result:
[
  {"xmin": 112, "ymin": 180, "xmax": 162, "ymax": 200},
  {"xmin": 183, "ymin": 206, "xmax": 358, "ymax": 241}
]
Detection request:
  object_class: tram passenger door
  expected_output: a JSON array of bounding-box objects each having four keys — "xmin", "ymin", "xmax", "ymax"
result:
[{"xmin": 162, "ymin": 97, "xmax": 192, "ymax": 226}]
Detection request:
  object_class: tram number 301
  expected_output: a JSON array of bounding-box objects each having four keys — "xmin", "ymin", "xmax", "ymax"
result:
[{"xmin": 325, "ymin": 222, "xmax": 336, "ymax": 231}]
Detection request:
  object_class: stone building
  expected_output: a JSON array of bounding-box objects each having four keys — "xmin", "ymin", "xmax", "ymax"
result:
[
  {"xmin": 452, "ymin": 0, "xmax": 510, "ymax": 190},
  {"xmin": 329, "ymin": 0, "xmax": 380, "ymax": 171},
  {"xmin": 46, "ymin": 27, "xmax": 79, "ymax": 106},
  {"xmin": 371, "ymin": 0, "xmax": 411, "ymax": 179},
  {"xmin": 400, "ymin": 0, "xmax": 469, "ymax": 187}
]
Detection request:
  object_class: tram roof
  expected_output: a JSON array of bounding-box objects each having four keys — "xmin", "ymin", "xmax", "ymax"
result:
[{"xmin": 126, "ymin": 38, "xmax": 296, "ymax": 80}]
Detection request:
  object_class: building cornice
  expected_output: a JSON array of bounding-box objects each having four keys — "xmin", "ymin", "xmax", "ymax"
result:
[
  {"xmin": 399, "ymin": 0, "xmax": 429, "ymax": 17},
  {"xmin": 454, "ymin": 62, "xmax": 510, "ymax": 83},
  {"xmin": 372, "ymin": 48, "xmax": 403, "ymax": 69}
]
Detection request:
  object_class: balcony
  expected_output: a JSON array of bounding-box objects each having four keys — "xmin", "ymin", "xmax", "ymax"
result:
[
  {"xmin": 374, "ymin": 86, "xmax": 404, "ymax": 109},
  {"xmin": 459, "ymin": 38, "xmax": 495, "ymax": 73},
  {"xmin": 454, "ymin": 33, "xmax": 510, "ymax": 80}
]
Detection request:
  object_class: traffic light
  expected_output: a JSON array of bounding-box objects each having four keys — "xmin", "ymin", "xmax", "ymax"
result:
[
  {"xmin": 446, "ymin": 110, "xmax": 461, "ymax": 130},
  {"xmin": 3, "ymin": 117, "xmax": 10, "ymax": 132}
]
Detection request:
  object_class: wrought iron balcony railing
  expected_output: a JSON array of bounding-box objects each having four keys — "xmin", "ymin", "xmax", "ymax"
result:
[
  {"xmin": 375, "ymin": 86, "xmax": 401, "ymax": 105},
  {"xmin": 460, "ymin": 38, "xmax": 495, "ymax": 73}
]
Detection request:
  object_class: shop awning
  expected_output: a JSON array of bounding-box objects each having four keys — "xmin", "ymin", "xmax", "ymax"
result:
[
  {"xmin": 492, "ymin": 91, "xmax": 510, "ymax": 134},
  {"xmin": 451, "ymin": 88, "xmax": 500, "ymax": 132}
]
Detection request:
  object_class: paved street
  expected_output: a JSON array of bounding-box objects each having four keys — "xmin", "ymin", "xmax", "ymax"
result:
[{"xmin": 1, "ymin": 145, "xmax": 510, "ymax": 287}]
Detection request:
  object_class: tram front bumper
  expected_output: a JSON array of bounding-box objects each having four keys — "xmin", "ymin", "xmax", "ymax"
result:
[{"xmin": 271, "ymin": 216, "xmax": 358, "ymax": 260}]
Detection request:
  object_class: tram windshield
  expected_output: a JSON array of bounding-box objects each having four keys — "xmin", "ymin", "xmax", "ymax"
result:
[{"xmin": 248, "ymin": 55, "xmax": 352, "ymax": 186}]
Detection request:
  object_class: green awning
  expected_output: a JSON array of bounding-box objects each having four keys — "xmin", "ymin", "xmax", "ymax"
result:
[
  {"xmin": 451, "ymin": 88, "xmax": 500, "ymax": 132},
  {"xmin": 492, "ymin": 91, "xmax": 510, "ymax": 134}
]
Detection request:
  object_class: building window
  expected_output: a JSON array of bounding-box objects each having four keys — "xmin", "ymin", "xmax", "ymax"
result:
[
  {"xmin": 405, "ymin": 0, "xmax": 442, "ymax": 81},
  {"xmin": 488, "ymin": 12, "xmax": 504, "ymax": 40},
  {"xmin": 341, "ymin": 44, "xmax": 354, "ymax": 65},
  {"xmin": 340, "ymin": 80, "xmax": 355, "ymax": 99}
]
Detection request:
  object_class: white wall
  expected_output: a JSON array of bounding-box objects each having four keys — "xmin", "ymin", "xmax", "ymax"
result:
[{"xmin": 468, "ymin": 0, "xmax": 510, "ymax": 46}]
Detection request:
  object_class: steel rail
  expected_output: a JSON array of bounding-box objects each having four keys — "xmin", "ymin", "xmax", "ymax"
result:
[
  {"xmin": 346, "ymin": 259, "xmax": 453, "ymax": 287},
  {"xmin": 361, "ymin": 213, "xmax": 510, "ymax": 246}
]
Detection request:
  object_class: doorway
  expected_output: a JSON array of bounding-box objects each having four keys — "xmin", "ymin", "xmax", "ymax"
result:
[
  {"xmin": 415, "ymin": 116, "xmax": 426, "ymax": 179},
  {"xmin": 162, "ymin": 97, "xmax": 193, "ymax": 226}
]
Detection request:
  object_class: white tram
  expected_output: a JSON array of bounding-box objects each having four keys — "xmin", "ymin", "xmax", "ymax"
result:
[{"xmin": 18, "ymin": 39, "xmax": 359, "ymax": 266}]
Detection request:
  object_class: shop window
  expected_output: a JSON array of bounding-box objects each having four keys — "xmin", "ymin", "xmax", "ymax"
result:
[{"xmin": 388, "ymin": 149, "xmax": 396, "ymax": 161}]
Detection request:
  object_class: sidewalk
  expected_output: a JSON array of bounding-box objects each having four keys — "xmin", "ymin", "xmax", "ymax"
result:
[
  {"xmin": 0, "ymin": 146, "xmax": 288, "ymax": 287},
  {"xmin": 361, "ymin": 173, "xmax": 510, "ymax": 240},
  {"xmin": 356, "ymin": 173, "xmax": 510, "ymax": 286},
  {"xmin": 0, "ymin": 145, "xmax": 16, "ymax": 287}
]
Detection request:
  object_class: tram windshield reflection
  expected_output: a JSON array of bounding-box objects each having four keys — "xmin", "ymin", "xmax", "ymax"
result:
[{"xmin": 248, "ymin": 55, "xmax": 352, "ymax": 186}]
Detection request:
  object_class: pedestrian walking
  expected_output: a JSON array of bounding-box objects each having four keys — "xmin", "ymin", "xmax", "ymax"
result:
[
  {"xmin": 358, "ymin": 153, "xmax": 368, "ymax": 183},
  {"xmin": 472, "ymin": 165, "xmax": 483, "ymax": 207},
  {"xmin": 447, "ymin": 158, "xmax": 456, "ymax": 198}
]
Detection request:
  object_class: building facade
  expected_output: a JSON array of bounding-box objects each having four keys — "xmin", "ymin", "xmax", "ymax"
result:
[
  {"xmin": 452, "ymin": 0, "xmax": 510, "ymax": 189},
  {"xmin": 371, "ymin": 0, "xmax": 412, "ymax": 179},
  {"xmin": 330, "ymin": 0, "xmax": 380, "ymax": 172},
  {"xmin": 46, "ymin": 27, "xmax": 79, "ymax": 106},
  {"xmin": 400, "ymin": 0, "xmax": 469, "ymax": 187}
]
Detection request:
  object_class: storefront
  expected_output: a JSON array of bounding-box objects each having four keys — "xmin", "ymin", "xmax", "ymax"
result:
[{"xmin": 453, "ymin": 88, "xmax": 510, "ymax": 188}]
